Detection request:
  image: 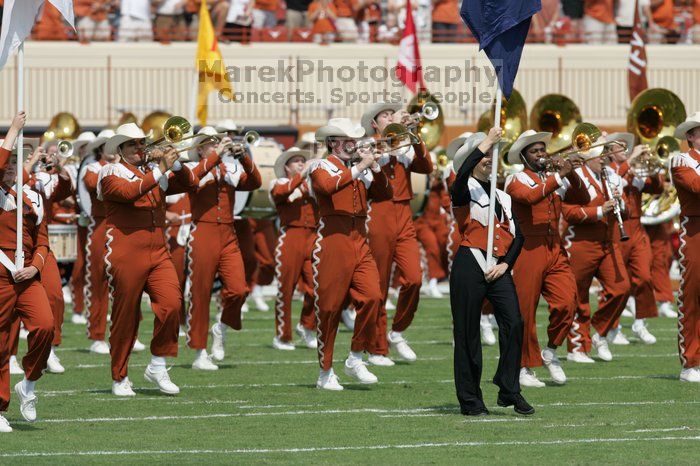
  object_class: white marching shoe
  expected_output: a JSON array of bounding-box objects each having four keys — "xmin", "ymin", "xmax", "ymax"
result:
[
  {"xmin": 112, "ymin": 377, "xmax": 136, "ymax": 397},
  {"xmin": 368, "ymin": 354, "xmax": 395, "ymax": 366},
  {"xmin": 71, "ymin": 313, "xmax": 87, "ymax": 325},
  {"xmin": 14, "ymin": 381, "xmax": 37, "ymax": 422},
  {"xmin": 295, "ymin": 323, "xmax": 317, "ymax": 349},
  {"xmin": 567, "ymin": 351, "xmax": 595, "ymax": 364},
  {"xmin": 179, "ymin": 326, "xmax": 186, "ymax": 337},
  {"xmin": 608, "ymin": 326, "xmax": 630, "ymax": 345},
  {"xmin": 632, "ymin": 319, "xmax": 657, "ymax": 345},
  {"xmin": 0, "ymin": 414, "xmax": 12, "ymax": 433},
  {"xmin": 480, "ymin": 315, "xmax": 496, "ymax": 346},
  {"xmin": 679, "ymin": 367, "xmax": 700, "ymax": 383},
  {"xmin": 19, "ymin": 326, "xmax": 28, "ymax": 340},
  {"xmin": 144, "ymin": 364, "xmax": 180, "ymax": 395},
  {"xmin": 272, "ymin": 337, "xmax": 295, "ymax": 351},
  {"xmin": 9, "ymin": 356, "xmax": 23, "ymax": 375},
  {"xmin": 241, "ymin": 302, "xmax": 249, "ymax": 313},
  {"xmin": 387, "ymin": 331, "xmax": 417, "ymax": 362},
  {"xmin": 385, "ymin": 298, "xmax": 396, "ymax": 311},
  {"xmin": 316, "ymin": 369, "xmax": 343, "ymax": 391},
  {"xmin": 132, "ymin": 339, "xmax": 146, "ymax": 352},
  {"xmin": 426, "ymin": 278, "xmax": 443, "ymax": 298},
  {"xmin": 250, "ymin": 285, "xmax": 269, "ymax": 311},
  {"xmin": 658, "ymin": 302, "xmax": 678, "ymax": 318},
  {"xmin": 192, "ymin": 350, "xmax": 219, "ymax": 371},
  {"xmin": 541, "ymin": 348, "xmax": 567, "ymax": 385},
  {"xmin": 341, "ymin": 308, "xmax": 356, "ymax": 331},
  {"xmin": 592, "ymin": 333, "xmax": 613, "ymax": 361},
  {"xmin": 344, "ymin": 356, "xmax": 378, "ymax": 384},
  {"xmin": 210, "ymin": 323, "xmax": 226, "ymax": 361},
  {"xmin": 90, "ymin": 340, "xmax": 110, "ymax": 355},
  {"xmin": 47, "ymin": 348, "xmax": 65, "ymax": 374},
  {"xmin": 519, "ymin": 367, "xmax": 545, "ymax": 388},
  {"xmin": 621, "ymin": 297, "xmax": 636, "ymax": 318}
]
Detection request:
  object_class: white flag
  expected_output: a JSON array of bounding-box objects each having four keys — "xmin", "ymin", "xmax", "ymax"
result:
[{"xmin": 0, "ymin": 0, "xmax": 75, "ymax": 70}]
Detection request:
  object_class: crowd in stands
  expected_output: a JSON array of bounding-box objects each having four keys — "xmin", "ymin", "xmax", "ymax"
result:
[{"xmin": 0, "ymin": 0, "xmax": 699, "ymax": 44}]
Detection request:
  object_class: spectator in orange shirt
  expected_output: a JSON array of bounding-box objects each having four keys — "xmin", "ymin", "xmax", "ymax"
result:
[
  {"xmin": 333, "ymin": 0, "xmax": 358, "ymax": 42},
  {"xmin": 253, "ymin": 0, "xmax": 278, "ymax": 28},
  {"xmin": 75, "ymin": 1, "xmax": 112, "ymax": 41},
  {"xmin": 308, "ymin": 0, "xmax": 337, "ymax": 43},
  {"xmin": 33, "ymin": 2, "xmax": 71, "ymax": 41},
  {"xmin": 649, "ymin": 0, "xmax": 678, "ymax": 43},
  {"xmin": 432, "ymin": 0, "xmax": 460, "ymax": 43},
  {"xmin": 583, "ymin": 0, "xmax": 616, "ymax": 44},
  {"xmin": 693, "ymin": 0, "xmax": 700, "ymax": 43}
]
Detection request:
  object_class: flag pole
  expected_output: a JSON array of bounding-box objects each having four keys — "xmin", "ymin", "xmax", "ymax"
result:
[
  {"xmin": 15, "ymin": 41, "xmax": 24, "ymax": 270},
  {"xmin": 189, "ymin": 71, "xmax": 198, "ymax": 124},
  {"xmin": 485, "ymin": 85, "xmax": 502, "ymax": 272}
]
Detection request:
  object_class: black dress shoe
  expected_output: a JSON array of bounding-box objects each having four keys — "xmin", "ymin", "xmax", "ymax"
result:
[
  {"xmin": 462, "ymin": 406, "xmax": 490, "ymax": 416},
  {"xmin": 497, "ymin": 393, "xmax": 535, "ymax": 415}
]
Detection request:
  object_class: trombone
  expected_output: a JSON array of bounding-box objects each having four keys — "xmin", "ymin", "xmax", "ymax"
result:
[{"xmin": 629, "ymin": 136, "xmax": 679, "ymax": 178}]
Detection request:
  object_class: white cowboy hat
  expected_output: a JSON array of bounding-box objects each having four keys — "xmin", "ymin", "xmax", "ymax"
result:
[
  {"xmin": 86, "ymin": 129, "xmax": 116, "ymax": 154},
  {"xmin": 315, "ymin": 118, "xmax": 365, "ymax": 142},
  {"xmin": 300, "ymin": 131, "xmax": 316, "ymax": 144},
  {"xmin": 446, "ymin": 132, "xmax": 474, "ymax": 160},
  {"xmin": 674, "ymin": 112, "xmax": 700, "ymax": 139},
  {"xmin": 274, "ymin": 147, "xmax": 311, "ymax": 179},
  {"xmin": 0, "ymin": 138, "xmax": 39, "ymax": 155},
  {"xmin": 104, "ymin": 123, "xmax": 149, "ymax": 156},
  {"xmin": 72, "ymin": 131, "xmax": 97, "ymax": 154},
  {"xmin": 453, "ymin": 133, "xmax": 507, "ymax": 173},
  {"xmin": 606, "ymin": 132, "xmax": 635, "ymax": 157},
  {"xmin": 361, "ymin": 101, "xmax": 403, "ymax": 135},
  {"xmin": 506, "ymin": 130, "xmax": 552, "ymax": 165},
  {"xmin": 185, "ymin": 126, "xmax": 219, "ymax": 162},
  {"xmin": 215, "ymin": 119, "xmax": 238, "ymax": 133}
]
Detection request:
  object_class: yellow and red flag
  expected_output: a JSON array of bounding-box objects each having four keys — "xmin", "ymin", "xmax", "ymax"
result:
[{"xmin": 195, "ymin": 0, "xmax": 234, "ymax": 125}]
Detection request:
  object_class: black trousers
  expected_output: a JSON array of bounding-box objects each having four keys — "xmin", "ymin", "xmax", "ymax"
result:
[{"xmin": 450, "ymin": 246, "xmax": 524, "ymax": 412}]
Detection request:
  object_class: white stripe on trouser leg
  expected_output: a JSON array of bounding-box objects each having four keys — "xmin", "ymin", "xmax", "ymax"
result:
[
  {"xmin": 104, "ymin": 227, "xmax": 115, "ymax": 334},
  {"xmin": 311, "ymin": 218, "xmax": 326, "ymax": 368},
  {"xmin": 184, "ymin": 222, "xmax": 199, "ymax": 347},
  {"xmin": 273, "ymin": 227, "xmax": 288, "ymax": 339},
  {"xmin": 84, "ymin": 216, "xmax": 95, "ymax": 338},
  {"xmin": 676, "ymin": 216, "xmax": 688, "ymax": 367}
]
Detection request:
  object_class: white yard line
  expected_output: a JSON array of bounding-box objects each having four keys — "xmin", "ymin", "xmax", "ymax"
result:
[{"xmin": 1, "ymin": 436, "xmax": 699, "ymax": 458}]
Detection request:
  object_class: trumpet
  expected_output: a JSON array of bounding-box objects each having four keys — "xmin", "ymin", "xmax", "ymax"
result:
[
  {"xmin": 629, "ymin": 136, "xmax": 679, "ymax": 178},
  {"xmin": 539, "ymin": 152, "xmax": 573, "ymax": 173},
  {"xmin": 405, "ymin": 102, "xmax": 440, "ymax": 129},
  {"xmin": 381, "ymin": 123, "xmax": 421, "ymax": 152},
  {"xmin": 222, "ymin": 130, "xmax": 260, "ymax": 159}
]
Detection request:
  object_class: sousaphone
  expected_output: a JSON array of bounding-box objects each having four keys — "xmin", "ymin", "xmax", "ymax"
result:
[{"xmin": 529, "ymin": 94, "xmax": 582, "ymax": 154}]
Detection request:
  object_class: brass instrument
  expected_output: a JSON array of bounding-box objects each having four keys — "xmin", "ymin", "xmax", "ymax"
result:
[
  {"xmin": 557, "ymin": 122, "xmax": 628, "ymax": 159},
  {"xmin": 44, "ymin": 112, "xmax": 81, "ymax": 141},
  {"xmin": 141, "ymin": 111, "xmax": 173, "ymax": 141},
  {"xmin": 407, "ymin": 90, "xmax": 444, "ymax": 151},
  {"xmin": 478, "ymin": 88, "xmax": 527, "ymax": 157},
  {"xmin": 599, "ymin": 164, "xmax": 630, "ymax": 242},
  {"xmin": 627, "ymin": 88, "xmax": 686, "ymax": 148},
  {"xmin": 529, "ymin": 94, "xmax": 582, "ymax": 154},
  {"xmin": 144, "ymin": 116, "xmax": 227, "ymax": 163},
  {"xmin": 223, "ymin": 130, "xmax": 260, "ymax": 159},
  {"xmin": 381, "ymin": 123, "xmax": 421, "ymax": 152},
  {"xmin": 641, "ymin": 184, "xmax": 680, "ymax": 225}
]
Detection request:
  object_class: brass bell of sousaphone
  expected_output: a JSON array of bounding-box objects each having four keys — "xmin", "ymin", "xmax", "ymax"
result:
[
  {"xmin": 141, "ymin": 111, "xmax": 173, "ymax": 141},
  {"xmin": 627, "ymin": 88, "xmax": 686, "ymax": 148},
  {"xmin": 477, "ymin": 88, "xmax": 527, "ymax": 162},
  {"xmin": 407, "ymin": 90, "xmax": 444, "ymax": 151},
  {"xmin": 529, "ymin": 94, "xmax": 582, "ymax": 154},
  {"xmin": 44, "ymin": 112, "xmax": 81, "ymax": 141}
]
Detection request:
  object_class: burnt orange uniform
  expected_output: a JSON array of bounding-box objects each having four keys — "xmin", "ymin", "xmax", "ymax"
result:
[
  {"xmin": 414, "ymin": 177, "xmax": 450, "ymax": 281},
  {"xmin": 184, "ymin": 153, "xmax": 261, "ymax": 350},
  {"xmin": 366, "ymin": 142, "xmax": 432, "ymax": 356},
  {"xmin": 83, "ymin": 160, "xmax": 110, "ymax": 341},
  {"xmin": 0, "ymin": 148, "xmax": 54, "ymax": 413},
  {"xmin": 309, "ymin": 156, "xmax": 392, "ymax": 370},
  {"xmin": 670, "ymin": 149, "xmax": 700, "ymax": 369},
  {"xmin": 644, "ymin": 219, "xmax": 675, "ymax": 303},
  {"xmin": 98, "ymin": 161, "xmax": 198, "ymax": 381},
  {"xmin": 614, "ymin": 161, "xmax": 664, "ymax": 319},
  {"xmin": 563, "ymin": 166, "xmax": 631, "ymax": 353},
  {"xmin": 165, "ymin": 193, "xmax": 191, "ymax": 322},
  {"xmin": 271, "ymin": 174, "xmax": 319, "ymax": 342},
  {"xmin": 505, "ymin": 168, "xmax": 590, "ymax": 368}
]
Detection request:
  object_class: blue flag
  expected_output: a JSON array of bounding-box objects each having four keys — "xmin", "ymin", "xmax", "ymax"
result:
[{"xmin": 460, "ymin": 0, "xmax": 541, "ymax": 98}]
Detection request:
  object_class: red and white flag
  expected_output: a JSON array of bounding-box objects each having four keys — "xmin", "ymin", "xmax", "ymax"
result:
[
  {"xmin": 627, "ymin": 0, "xmax": 648, "ymax": 101},
  {"xmin": 396, "ymin": 0, "xmax": 424, "ymax": 94},
  {"xmin": 0, "ymin": 0, "xmax": 75, "ymax": 69}
]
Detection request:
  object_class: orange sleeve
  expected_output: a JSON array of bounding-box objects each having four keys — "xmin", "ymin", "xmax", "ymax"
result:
[
  {"xmin": 50, "ymin": 174, "xmax": 74, "ymax": 203},
  {"xmin": 31, "ymin": 222, "xmax": 50, "ymax": 273},
  {"xmin": 100, "ymin": 171, "xmax": 160, "ymax": 203},
  {"xmin": 368, "ymin": 168, "xmax": 393, "ymax": 201},
  {"xmin": 672, "ymin": 165, "xmax": 700, "ymax": 194},
  {"xmin": 190, "ymin": 151, "xmax": 222, "ymax": 180},
  {"xmin": 310, "ymin": 164, "xmax": 354, "ymax": 196},
  {"xmin": 83, "ymin": 170, "xmax": 99, "ymax": 193},
  {"xmin": 562, "ymin": 202, "xmax": 601, "ymax": 224},
  {"xmin": 643, "ymin": 174, "xmax": 664, "ymax": 195},
  {"xmin": 409, "ymin": 141, "xmax": 433, "ymax": 174},
  {"xmin": 237, "ymin": 156, "xmax": 263, "ymax": 191},
  {"xmin": 271, "ymin": 174, "xmax": 305, "ymax": 204},
  {"xmin": 506, "ymin": 174, "xmax": 561, "ymax": 205}
]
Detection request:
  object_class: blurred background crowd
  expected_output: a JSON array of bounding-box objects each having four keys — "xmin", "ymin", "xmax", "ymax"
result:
[{"xmin": 1, "ymin": 0, "xmax": 699, "ymax": 45}]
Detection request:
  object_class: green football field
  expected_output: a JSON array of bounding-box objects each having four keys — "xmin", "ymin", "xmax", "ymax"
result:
[{"xmin": 2, "ymin": 297, "xmax": 699, "ymax": 464}]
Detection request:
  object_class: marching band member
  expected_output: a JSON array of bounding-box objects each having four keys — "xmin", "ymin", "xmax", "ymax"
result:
[
  {"xmin": 81, "ymin": 129, "xmax": 116, "ymax": 354},
  {"xmin": 450, "ymin": 129, "xmax": 533, "ymax": 416},
  {"xmin": 309, "ymin": 118, "xmax": 391, "ymax": 390},
  {"xmin": 670, "ymin": 113, "xmax": 700, "ymax": 383},
  {"xmin": 562, "ymin": 141, "xmax": 631, "ymax": 363},
  {"xmin": 97, "ymin": 123, "xmax": 197, "ymax": 396},
  {"xmin": 249, "ymin": 218, "xmax": 276, "ymax": 311},
  {"xmin": 0, "ymin": 113, "xmax": 54, "ymax": 431},
  {"xmin": 361, "ymin": 102, "xmax": 433, "ymax": 364},
  {"xmin": 270, "ymin": 147, "xmax": 318, "ymax": 350},
  {"xmin": 644, "ymin": 216, "xmax": 678, "ymax": 318},
  {"xmin": 184, "ymin": 127, "xmax": 261, "ymax": 370},
  {"xmin": 608, "ymin": 133, "xmax": 663, "ymax": 345},
  {"xmin": 67, "ymin": 131, "xmax": 96, "ymax": 325},
  {"xmin": 165, "ymin": 192, "xmax": 190, "ymax": 329},
  {"xmin": 504, "ymin": 130, "xmax": 590, "ymax": 387}
]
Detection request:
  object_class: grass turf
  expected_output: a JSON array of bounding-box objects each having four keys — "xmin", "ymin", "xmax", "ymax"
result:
[{"xmin": 2, "ymin": 297, "xmax": 699, "ymax": 464}]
